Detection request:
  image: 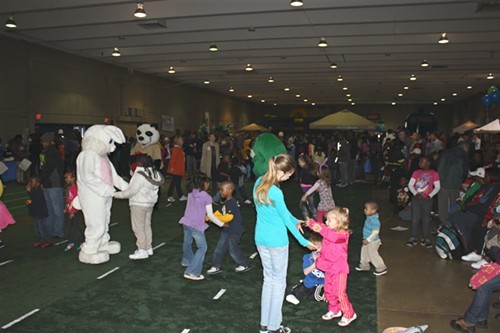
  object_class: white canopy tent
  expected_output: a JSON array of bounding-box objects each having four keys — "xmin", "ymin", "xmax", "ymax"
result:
[{"xmin": 474, "ymin": 119, "xmax": 500, "ymax": 134}]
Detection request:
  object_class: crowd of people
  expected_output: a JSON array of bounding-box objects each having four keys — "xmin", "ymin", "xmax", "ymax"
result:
[{"xmin": 0, "ymin": 125, "xmax": 499, "ymax": 332}]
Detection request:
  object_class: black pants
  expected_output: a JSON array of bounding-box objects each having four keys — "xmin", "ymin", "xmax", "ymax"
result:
[
  {"xmin": 291, "ymin": 282, "xmax": 324, "ymax": 301},
  {"xmin": 167, "ymin": 175, "xmax": 183, "ymax": 197},
  {"xmin": 64, "ymin": 212, "xmax": 83, "ymax": 245}
]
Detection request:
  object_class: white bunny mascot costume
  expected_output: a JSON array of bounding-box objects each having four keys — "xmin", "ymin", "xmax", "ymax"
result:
[{"xmin": 76, "ymin": 125, "xmax": 128, "ymax": 264}]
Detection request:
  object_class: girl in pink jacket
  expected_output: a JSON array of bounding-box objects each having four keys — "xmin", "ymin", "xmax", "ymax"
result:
[{"xmin": 307, "ymin": 207, "xmax": 357, "ymax": 327}]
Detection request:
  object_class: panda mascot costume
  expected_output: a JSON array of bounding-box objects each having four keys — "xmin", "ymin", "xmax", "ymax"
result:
[{"xmin": 75, "ymin": 125, "xmax": 129, "ymax": 264}]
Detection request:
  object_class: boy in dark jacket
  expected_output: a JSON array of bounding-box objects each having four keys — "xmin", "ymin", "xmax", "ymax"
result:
[{"xmin": 26, "ymin": 176, "xmax": 50, "ymax": 248}]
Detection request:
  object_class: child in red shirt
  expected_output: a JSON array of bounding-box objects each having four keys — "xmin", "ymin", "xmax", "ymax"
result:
[{"xmin": 64, "ymin": 171, "xmax": 83, "ymax": 251}]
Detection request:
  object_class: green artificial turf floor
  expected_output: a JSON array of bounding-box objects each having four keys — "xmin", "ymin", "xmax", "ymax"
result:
[{"xmin": 0, "ymin": 181, "xmax": 376, "ymax": 333}]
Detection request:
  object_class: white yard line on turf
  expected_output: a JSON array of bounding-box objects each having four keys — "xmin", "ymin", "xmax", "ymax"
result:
[
  {"xmin": 96, "ymin": 267, "xmax": 120, "ymax": 280},
  {"xmin": 0, "ymin": 259, "xmax": 14, "ymax": 267},
  {"xmin": 249, "ymin": 252, "xmax": 258, "ymax": 259},
  {"xmin": 55, "ymin": 239, "xmax": 68, "ymax": 246},
  {"xmin": 2, "ymin": 309, "xmax": 40, "ymax": 329},
  {"xmin": 213, "ymin": 289, "xmax": 226, "ymax": 300},
  {"xmin": 152, "ymin": 242, "xmax": 166, "ymax": 250},
  {"xmin": 7, "ymin": 205, "xmax": 26, "ymax": 210},
  {"xmin": 181, "ymin": 329, "xmax": 190, "ymax": 333},
  {"xmin": 109, "ymin": 222, "xmax": 119, "ymax": 227}
]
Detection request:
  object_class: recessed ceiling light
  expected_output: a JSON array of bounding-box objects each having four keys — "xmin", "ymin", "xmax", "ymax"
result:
[
  {"xmin": 303, "ymin": 99, "xmax": 309, "ymax": 103},
  {"xmin": 391, "ymin": 102, "xmax": 397, "ymax": 106},
  {"xmin": 487, "ymin": 73, "xmax": 494, "ymax": 80},
  {"xmin": 5, "ymin": 16, "xmax": 16, "ymax": 29},
  {"xmin": 209, "ymin": 43, "xmax": 218, "ymax": 52},
  {"xmin": 467, "ymin": 85, "xmax": 472, "ymax": 89},
  {"xmin": 452, "ymin": 92, "xmax": 458, "ymax": 96},
  {"xmin": 284, "ymin": 87, "xmax": 290, "ymax": 91},
  {"xmin": 330, "ymin": 63, "xmax": 338, "ymax": 69},
  {"xmin": 441, "ymin": 98, "xmax": 446, "ymax": 102},
  {"xmin": 247, "ymin": 94, "xmax": 253, "ymax": 98},
  {"xmin": 398, "ymin": 93, "xmax": 403, "ymax": 97},
  {"xmin": 290, "ymin": 0, "xmax": 304, "ymax": 7},
  {"xmin": 433, "ymin": 102, "xmax": 438, "ymax": 105},
  {"xmin": 351, "ymin": 102, "xmax": 356, "ymax": 106},
  {"xmin": 318, "ymin": 37, "xmax": 328, "ymax": 48},
  {"xmin": 295, "ymin": 94, "xmax": 301, "ymax": 98},
  {"xmin": 112, "ymin": 47, "xmax": 121, "ymax": 57},
  {"xmin": 438, "ymin": 33, "xmax": 449, "ymax": 44},
  {"xmin": 403, "ymin": 86, "xmax": 409, "ymax": 90},
  {"xmin": 342, "ymin": 86, "xmax": 348, "ymax": 91},
  {"xmin": 245, "ymin": 64, "xmax": 253, "ymax": 71},
  {"xmin": 421, "ymin": 60, "xmax": 429, "ymax": 67},
  {"xmin": 229, "ymin": 87, "xmax": 235, "ymax": 92},
  {"xmin": 410, "ymin": 74, "xmax": 417, "ymax": 81},
  {"xmin": 346, "ymin": 93, "xmax": 351, "ymax": 97},
  {"xmin": 311, "ymin": 102, "xmax": 316, "ymax": 106},
  {"xmin": 168, "ymin": 66, "xmax": 175, "ymax": 74},
  {"xmin": 337, "ymin": 75, "xmax": 343, "ymax": 82},
  {"xmin": 268, "ymin": 76, "xmax": 274, "ymax": 83},
  {"xmin": 261, "ymin": 99, "xmax": 266, "ymax": 103},
  {"xmin": 348, "ymin": 98, "xmax": 353, "ymax": 102},
  {"xmin": 203, "ymin": 80, "xmax": 210, "ymax": 85},
  {"xmin": 273, "ymin": 103, "xmax": 277, "ymax": 106},
  {"xmin": 134, "ymin": 2, "xmax": 147, "ymax": 18}
]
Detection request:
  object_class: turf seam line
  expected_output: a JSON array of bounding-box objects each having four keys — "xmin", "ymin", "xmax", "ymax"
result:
[
  {"xmin": 181, "ymin": 329, "xmax": 190, "ymax": 333},
  {"xmin": 109, "ymin": 222, "xmax": 119, "ymax": 227},
  {"xmin": 2, "ymin": 308, "xmax": 40, "ymax": 329},
  {"xmin": 96, "ymin": 266, "xmax": 120, "ymax": 280},
  {"xmin": 213, "ymin": 288, "xmax": 226, "ymax": 300},
  {"xmin": 0, "ymin": 259, "xmax": 14, "ymax": 267},
  {"xmin": 152, "ymin": 242, "xmax": 166, "ymax": 250},
  {"xmin": 249, "ymin": 252, "xmax": 258, "ymax": 259},
  {"xmin": 55, "ymin": 239, "xmax": 69, "ymax": 246}
]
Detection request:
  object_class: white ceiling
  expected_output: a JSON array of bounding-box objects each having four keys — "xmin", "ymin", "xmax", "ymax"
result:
[{"xmin": 1, "ymin": 0, "xmax": 500, "ymax": 106}]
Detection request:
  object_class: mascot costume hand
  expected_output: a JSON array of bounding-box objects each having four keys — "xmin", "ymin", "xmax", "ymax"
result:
[
  {"xmin": 251, "ymin": 133, "xmax": 287, "ymax": 177},
  {"xmin": 75, "ymin": 125, "xmax": 129, "ymax": 264}
]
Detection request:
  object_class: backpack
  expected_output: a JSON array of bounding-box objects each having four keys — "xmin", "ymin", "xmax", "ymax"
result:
[{"xmin": 435, "ymin": 226, "xmax": 463, "ymax": 260}]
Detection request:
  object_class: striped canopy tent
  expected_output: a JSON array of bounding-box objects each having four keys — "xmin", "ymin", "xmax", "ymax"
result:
[
  {"xmin": 236, "ymin": 123, "xmax": 270, "ymax": 132},
  {"xmin": 452, "ymin": 121, "xmax": 479, "ymax": 134},
  {"xmin": 309, "ymin": 109, "xmax": 376, "ymax": 130},
  {"xmin": 474, "ymin": 119, "xmax": 500, "ymax": 133}
]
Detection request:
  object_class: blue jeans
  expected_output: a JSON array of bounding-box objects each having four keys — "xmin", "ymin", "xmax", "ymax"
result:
[
  {"xmin": 34, "ymin": 217, "xmax": 50, "ymax": 242},
  {"xmin": 464, "ymin": 275, "xmax": 500, "ymax": 325},
  {"xmin": 43, "ymin": 187, "xmax": 64, "ymax": 238},
  {"xmin": 182, "ymin": 226, "xmax": 207, "ymax": 276},
  {"xmin": 257, "ymin": 245, "xmax": 289, "ymax": 331},
  {"xmin": 212, "ymin": 232, "xmax": 249, "ymax": 268}
]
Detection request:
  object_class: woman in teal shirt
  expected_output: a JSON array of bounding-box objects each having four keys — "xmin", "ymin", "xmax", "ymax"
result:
[{"xmin": 254, "ymin": 154, "xmax": 315, "ymax": 333}]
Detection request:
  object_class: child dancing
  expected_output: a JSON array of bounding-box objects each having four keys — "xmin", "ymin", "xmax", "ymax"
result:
[
  {"xmin": 298, "ymin": 154, "xmax": 318, "ymax": 220},
  {"xmin": 301, "ymin": 161, "xmax": 335, "ymax": 223},
  {"xmin": 0, "ymin": 179, "xmax": 16, "ymax": 248},
  {"xmin": 307, "ymin": 207, "xmax": 357, "ymax": 327}
]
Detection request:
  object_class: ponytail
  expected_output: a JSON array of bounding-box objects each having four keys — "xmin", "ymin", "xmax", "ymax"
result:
[{"xmin": 255, "ymin": 154, "xmax": 296, "ymax": 205}]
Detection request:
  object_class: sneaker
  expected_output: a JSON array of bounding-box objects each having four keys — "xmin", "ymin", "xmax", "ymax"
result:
[
  {"xmin": 286, "ymin": 294, "xmax": 300, "ymax": 305},
  {"xmin": 167, "ymin": 196, "xmax": 176, "ymax": 203},
  {"xmin": 471, "ymin": 259, "xmax": 488, "ymax": 270},
  {"xmin": 406, "ymin": 238, "xmax": 417, "ymax": 247},
  {"xmin": 336, "ymin": 182, "xmax": 347, "ymax": 188},
  {"xmin": 244, "ymin": 199, "xmax": 252, "ymax": 204},
  {"xmin": 41, "ymin": 242, "xmax": 52, "ymax": 248},
  {"xmin": 476, "ymin": 320, "xmax": 487, "ymax": 329},
  {"xmin": 338, "ymin": 313, "xmax": 357, "ymax": 327},
  {"xmin": 235, "ymin": 265, "xmax": 252, "ymax": 273},
  {"xmin": 450, "ymin": 318, "xmax": 475, "ymax": 333},
  {"xmin": 422, "ymin": 240, "xmax": 433, "ymax": 248},
  {"xmin": 147, "ymin": 248, "xmax": 153, "ymax": 256},
  {"xmin": 33, "ymin": 242, "xmax": 42, "ymax": 247},
  {"xmin": 260, "ymin": 326, "xmax": 268, "ymax": 333},
  {"xmin": 355, "ymin": 266, "xmax": 369, "ymax": 272},
  {"xmin": 183, "ymin": 273, "xmax": 205, "ymax": 281},
  {"xmin": 65, "ymin": 243, "xmax": 75, "ymax": 252},
  {"xmin": 129, "ymin": 249, "xmax": 149, "ymax": 260},
  {"xmin": 373, "ymin": 269, "xmax": 388, "ymax": 276},
  {"xmin": 207, "ymin": 266, "xmax": 223, "ymax": 275},
  {"xmin": 461, "ymin": 252, "xmax": 482, "ymax": 262},
  {"xmin": 268, "ymin": 327, "xmax": 291, "ymax": 333},
  {"xmin": 322, "ymin": 310, "xmax": 342, "ymax": 320},
  {"xmin": 179, "ymin": 195, "xmax": 188, "ymax": 201}
]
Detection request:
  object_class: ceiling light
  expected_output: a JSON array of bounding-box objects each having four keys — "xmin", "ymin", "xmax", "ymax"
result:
[
  {"xmin": 273, "ymin": 103, "xmax": 277, "ymax": 106},
  {"xmin": 261, "ymin": 99, "xmax": 266, "ymax": 103},
  {"xmin": 342, "ymin": 86, "xmax": 348, "ymax": 91},
  {"xmin": 391, "ymin": 102, "xmax": 397, "ymax": 106},
  {"xmin": 245, "ymin": 64, "xmax": 253, "ymax": 72},
  {"xmin": 441, "ymin": 98, "xmax": 446, "ymax": 102},
  {"xmin": 229, "ymin": 87, "xmax": 235, "ymax": 92},
  {"xmin": 209, "ymin": 43, "xmax": 218, "ymax": 52},
  {"xmin": 303, "ymin": 99, "xmax": 308, "ymax": 102},
  {"xmin": 290, "ymin": 0, "xmax": 304, "ymax": 7},
  {"xmin": 403, "ymin": 86, "xmax": 409, "ymax": 90},
  {"xmin": 420, "ymin": 60, "xmax": 429, "ymax": 67},
  {"xmin": 112, "ymin": 47, "xmax": 121, "ymax": 57},
  {"xmin": 467, "ymin": 85, "xmax": 472, "ymax": 89},
  {"xmin": 330, "ymin": 63, "xmax": 338, "ymax": 69},
  {"xmin": 346, "ymin": 93, "xmax": 351, "ymax": 97},
  {"xmin": 487, "ymin": 73, "xmax": 494, "ymax": 80},
  {"xmin": 410, "ymin": 74, "xmax": 417, "ymax": 81},
  {"xmin": 284, "ymin": 87, "xmax": 290, "ymax": 91},
  {"xmin": 351, "ymin": 102, "xmax": 356, "ymax": 106},
  {"xmin": 348, "ymin": 98, "xmax": 353, "ymax": 102},
  {"xmin": 438, "ymin": 33, "xmax": 449, "ymax": 44},
  {"xmin": 295, "ymin": 94, "xmax": 301, "ymax": 98},
  {"xmin": 337, "ymin": 75, "xmax": 343, "ymax": 82},
  {"xmin": 203, "ymin": 80, "xmax": 210, "ymax": 85},
  {"xmin": 398, "ymin": 93, "xmax": 403, "ymax": 97},
  {"xmin": 311, "ymin": 102, "xmax": 316, "ymax": 106},
  {"xmin": 168, "ymin": 66, "xmax": 175, "ymax": 74},
  {"xmin": 433, "ymin": 102, "xmax": 438, "ymax": 105},
  {"xmin": 318, "ymin": 37, "xmax": 328, "ymax": 48},
  {"xmin": 5, "ymin": 16, "xmax": 16, "ymax": 29},
  {"xmin": 247, "ymin": 94, "xmax": 253, "ymax": 98},
  {"xmin": 452, "ymin": 92, "xmax": 458, "ymax": 96},
  {"xmin": 134, "ymin": 2, "xmax": 147, "ymax": 18},
  {"xmin": 268, "ymin": 76, "xmax": 274, "ymax": 83}
]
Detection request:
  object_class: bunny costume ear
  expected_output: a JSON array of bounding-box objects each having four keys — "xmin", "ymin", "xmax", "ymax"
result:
[{"xmin": 103, "ymin": 125, "xmax": 126, "ymax": 144}]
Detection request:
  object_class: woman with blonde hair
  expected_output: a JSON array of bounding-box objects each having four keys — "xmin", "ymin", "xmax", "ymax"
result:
[{"xmin": 253, "ymin": 154, "xmax": 316, "ymax": 333}]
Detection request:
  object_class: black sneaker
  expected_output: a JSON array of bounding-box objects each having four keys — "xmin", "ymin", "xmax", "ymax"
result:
[
  {"xmin": 406, "ymin": 238, "xmax": 417, "ymax": 247},
  {"xmin": 420, "ymin": 239, "xmax": 426, "ymax": 246},
  {"xmin": 373, "ymin": 269, "xmax": 388, "ymax": 276},
  {"xmin": 268, "ymin": 327, "xmax": 291, "ymax": 333},
  {"xmin": 423, "ymin": 240, "xmax": 433, "ymax": 249}
]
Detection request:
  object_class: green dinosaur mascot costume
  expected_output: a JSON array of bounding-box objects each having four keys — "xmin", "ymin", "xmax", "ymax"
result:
[{"xmin": 251, "ymin": 133, "xmax": 287, "ymax": 177}]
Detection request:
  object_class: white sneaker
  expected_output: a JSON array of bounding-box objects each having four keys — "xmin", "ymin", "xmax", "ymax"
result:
[
  {"xmin": 147, "ymin": 248, "xmax": 153, "ymax": 256},
  {"xmin": 129, "ymin": 249, "xmax": 149, "ymax": 260},
  {"xmin": 322, "ymin": 310, "xmax": 342, "ymax": 320},
  {"xmin": 179, "ymin": 195, "xmax": 188, "ymax": 201},
  {"xmin": 235, "ymin": 265, "xmax": 251, "ymax": 273},
  {"xmin": 244, "ymin": 199, "xmax": 252, "ymax": 204},
  {"xmin": 461, "ymin": 252, "xmax": 482, "ymax": 262},
  {"xmin": 183, "ymin": 273, "xmax": 205, "ymax": 281},
  {"xmin": 471, "ymin": 259, "xmax": 488, "ymax": 270},
  {"xmin": 285, "ymin": 294, "xmax": 300, "ymax": 305},
  {"xmin": 338, "ymin": 313, "xmax": 357, "ymax": 326},
  {"xmin": 207, "ymin": 266, "xmax": 223, "ymax": 274},
  {"xmin": 167, "ymin": 196, "xmax": 176, "ymax": 202}
]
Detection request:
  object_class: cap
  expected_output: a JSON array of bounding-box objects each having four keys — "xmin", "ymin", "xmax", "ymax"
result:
[
  {"xmin": 40, "ymin": 132, "xmax": 55, "ymax": 142},
  {"xmin": 469, "ymin": 167, "xmax": 485, "ymax": 178},
  {"xmin": 411, "ymin": 148, "xmax": 421, "ymax": 155}
]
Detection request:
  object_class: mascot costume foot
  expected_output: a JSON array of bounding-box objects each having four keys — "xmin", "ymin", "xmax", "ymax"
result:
[{"xmin": 75, "ymin": 125, "xmax": 129, "ymax": 264}]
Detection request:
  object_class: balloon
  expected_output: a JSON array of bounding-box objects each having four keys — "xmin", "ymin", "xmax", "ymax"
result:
[
  {"xmin": 491, "ymin": 91, "xmax": 499, "ymax": 103},
  {"xmin": 488, "ymin": 86, "xmax": 499, "ymax": 95},
  {"xmin": 482, "ymin": 94, "xmax": 492, "ymax": 107}
]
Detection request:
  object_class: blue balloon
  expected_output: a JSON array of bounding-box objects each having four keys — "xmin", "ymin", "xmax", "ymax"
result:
[
  {"xmin": 491, "ymin": 91, "xmax": 499, "ymax": 103},
  {"xmin": 482, "ymin": 94, "xmax": 492, "ymax": 107}
]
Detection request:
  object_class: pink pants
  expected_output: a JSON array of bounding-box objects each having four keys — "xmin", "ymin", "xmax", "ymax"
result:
[
  {"xmin": 317, "ymin": 210, "xmax": 327, "ymax": 224},
  {"xmin": 325, "ymin": 271, "xmax": 355, "ymax": 318}
]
